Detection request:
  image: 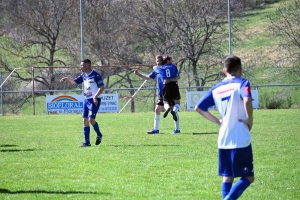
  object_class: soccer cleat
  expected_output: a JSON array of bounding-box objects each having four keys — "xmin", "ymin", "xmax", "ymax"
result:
[
  {"xmin": 163, "ymin": 108, "xmax": 170, "ymax": 118},
  {"xmin": 95, "ymin": 136, "xmax": 102, "ymax": 145},
  {"xmin": 80, "ymin": 143, "xmax": 91, "ymax": 147},
  {"xmin": 147, "ymin": 129, "xmax": 159, "ymax": 134},
  {"xmin": 172, "ymin": 129, "xmax": 180, "ymax": 134},
  {"xmin": 170, "ymin": 111, "xmax": 177, "ymax": 121}
]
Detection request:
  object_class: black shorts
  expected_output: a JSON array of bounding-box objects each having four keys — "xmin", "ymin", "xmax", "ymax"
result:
[
  {"xmin": 156, "ymin": 95, "xmax": 175, "ymax": 106},
  {"xmin": 162, "ymin": 82, "xmax": 181, "ymax": 106}
]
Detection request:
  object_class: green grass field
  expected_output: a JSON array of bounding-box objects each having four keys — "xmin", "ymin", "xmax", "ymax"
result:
[{"xmin": 0, "ymin": 109, "xmax": 299, "ymax": 200}]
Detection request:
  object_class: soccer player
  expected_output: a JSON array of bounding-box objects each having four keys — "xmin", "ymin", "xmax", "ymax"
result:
[
  {"xmin": 60, "ymin": 59, "xmax": 105, "ymax": 147},
  {"xmin": 134, "ymin": 55, "xmax": 180, "ymax": 134},
  {"xmin": 160, "ymin": 56, "xmax": 181, "ymax": 125},
  {"xmin": 195, "ymin": 56, "xmax": 254, "ymax": 200}
]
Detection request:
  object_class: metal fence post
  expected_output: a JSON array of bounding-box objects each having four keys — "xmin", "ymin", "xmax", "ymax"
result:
[
  {"xmin": 32, "ymin": 67, "xmax": 35, "ymax": 115},
  {"xmin": 0, "ymin": 72, "xmax": 3, "ymax": 115}
]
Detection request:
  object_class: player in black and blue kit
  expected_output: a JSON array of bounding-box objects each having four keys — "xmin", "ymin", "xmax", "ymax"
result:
[
  {"xmin": 60, "ymin": 59, "xmax": 105, "ymax": 147},
  {"xmin": 134, "ymin": 55, "xmax": 180, "ymax": 134},
  {"xmin": 158, "ymin": 56, "xmax": 181, "ymax": 126}
]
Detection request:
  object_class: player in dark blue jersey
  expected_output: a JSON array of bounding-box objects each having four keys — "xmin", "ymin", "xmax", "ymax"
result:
[
  {"xmin": 134, "ymin": 55, "xmax": 180, "ymax": 134},
  {"xmin": 60, "ymin": 59, "xmax": 105, "ymax": 147},
  {"xmin": 195, "ymin": 56, "xmax": 254, "ymax": 200},
  {"xmin": 159, "ymin": 56, "xmax": 181, "ymax": 127}
]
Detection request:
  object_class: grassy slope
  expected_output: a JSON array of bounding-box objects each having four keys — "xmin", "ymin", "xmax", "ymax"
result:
[{"xmin": 233, "ymin": 0, "xmax": 288, "ymax": 61}]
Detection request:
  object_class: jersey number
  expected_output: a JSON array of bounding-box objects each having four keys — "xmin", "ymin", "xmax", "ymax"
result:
[
  {"xmin": 221, "ymin": 95, "xmax": 231, "ymax": 115},
  {"xmin": 166, "ymin": 69, "xmax": 171, "ymax": 78}
]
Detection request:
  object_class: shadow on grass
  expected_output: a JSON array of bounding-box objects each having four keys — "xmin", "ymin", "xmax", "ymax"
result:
[
  {"xmin": 0, "ymin": 188, "xmax": 109, "ymax": 195},
  {"xmin": 0, "ymin": 149, "xmax": 36, "ymax": 152},
  {"xmin": 0, "ymin": 144, "xmax": 17, "ymax": 147},
  {"xmin": 192, "ymin": 132, "xmax": 218, "ymax": 135}
]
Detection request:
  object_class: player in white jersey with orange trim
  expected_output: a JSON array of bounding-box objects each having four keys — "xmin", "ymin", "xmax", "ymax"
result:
[{"xmin": 195, "ymin": 56, "xmax": 254, "ymax": 200}]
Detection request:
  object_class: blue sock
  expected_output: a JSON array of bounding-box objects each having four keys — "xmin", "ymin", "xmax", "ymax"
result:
[
  {"xmin": 93, "ymin": 122, "xmax": 102, "ymax": 137},
  {"xmin": 226, "ymin": 177, "xmax": 250, "ymax": 200},
  {"xmin": 83, "ymin": 126, "xmax": 90, "ymax": 144},
  {"xmin": 221, "ymin": 182, "xmax": 232, "ymax": 199}
]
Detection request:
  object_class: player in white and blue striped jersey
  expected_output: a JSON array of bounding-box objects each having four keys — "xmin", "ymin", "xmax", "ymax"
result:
[
  {"xmin": 195, "ymin": 56, "xmax": 254, "ymax": 200},
  {"xmin": 61, "ymin": 59, "xmax": 105, "ymax": 147}
]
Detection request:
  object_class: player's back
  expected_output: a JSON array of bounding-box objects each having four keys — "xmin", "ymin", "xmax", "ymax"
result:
[
  {"xmin": 155, "ymin": 64, "xmax": 179, "ymax": 80},
  {"xmin": 211, "ymin": 77, "xmax": 251, "ymax": 148}
]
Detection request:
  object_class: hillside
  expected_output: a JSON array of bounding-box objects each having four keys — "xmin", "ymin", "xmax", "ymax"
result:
[{"xmin": 233, "ymin": 1, "xmax": 285, "ymax": 61}]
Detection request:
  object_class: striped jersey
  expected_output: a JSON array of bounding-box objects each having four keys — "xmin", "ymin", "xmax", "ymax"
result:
[{"xmin": 74, "ymin": 70, "xmax": 104, "ymax": 99}]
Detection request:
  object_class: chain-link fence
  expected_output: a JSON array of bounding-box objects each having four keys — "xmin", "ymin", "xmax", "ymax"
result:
[{"xmin": 1, "ymin": 68, "xmax": 300, "ymax": 116}]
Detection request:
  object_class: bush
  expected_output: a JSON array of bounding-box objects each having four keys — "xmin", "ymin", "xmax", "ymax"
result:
[{"xmin": 260, "ymin": 91, "xmax": 292, "ymax": 109}]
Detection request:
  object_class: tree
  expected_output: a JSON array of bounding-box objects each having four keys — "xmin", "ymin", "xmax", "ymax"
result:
[
  {"xmin": 131, "ymin": 0, "xmax": 233, "ymax": 89},
  {"xmin": 0, "ymin": 0, "xmax": 79, "ymax": 93},
  {"xmin": 82, "ymin": 0, "xmax": 152, "ymax": 112},
  {"xmin": 268, "ymin": 0, "xmax": 300, "ymax": 78}
]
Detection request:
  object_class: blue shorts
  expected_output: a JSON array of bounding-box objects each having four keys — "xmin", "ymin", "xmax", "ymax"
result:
[
  {"xmin": 82, "ymin": 98, "xmax": 101, "ymax": 119},
  {"xmin": 218, "ymin": 144, "xmax": 254, "ymax": 177}
]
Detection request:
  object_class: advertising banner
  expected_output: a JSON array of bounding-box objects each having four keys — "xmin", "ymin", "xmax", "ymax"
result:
[{"xmin": 46, "ymin": 94, "xmax": 119, "ymax": 114}]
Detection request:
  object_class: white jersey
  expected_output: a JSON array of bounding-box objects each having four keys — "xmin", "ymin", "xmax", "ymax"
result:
[
  {"xmin": 197, "ymin": 77, "xmax": 252, "ymax": 149},
  {"xmin": 74, "ymin": 70, "xmax": 104, "ymax": 99}
]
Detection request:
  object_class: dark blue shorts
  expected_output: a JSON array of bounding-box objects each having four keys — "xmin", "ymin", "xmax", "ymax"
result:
[
  {"xmin": 82, "ymin": 98, "xmax": 101, "ymax": 119},
  {"xmin": 218, "ymin": 144, "xmax": 254, "ymax": 177}
]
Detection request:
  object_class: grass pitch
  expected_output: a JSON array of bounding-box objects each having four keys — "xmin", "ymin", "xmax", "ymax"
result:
[{"xmin": 0, "ymin": 109, "xmax": 299, "ymax": 200}]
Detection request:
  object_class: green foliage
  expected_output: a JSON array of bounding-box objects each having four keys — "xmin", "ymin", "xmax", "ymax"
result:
[
  {"xmin": 0, "ymin": 109, "xmax": 299, "ymax": 199},
  {"xmin": 259, "ymin": 87, "xmax": 300, "ymax": 109},
  {"xmin": 260, "ymin": 91, "xmax": 286, "ymax": 109}
]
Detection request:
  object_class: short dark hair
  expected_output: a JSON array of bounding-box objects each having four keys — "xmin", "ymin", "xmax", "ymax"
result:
[
  {"xmin": 224, "ymin": 56, "xmax": 241, "ymax": 74},
  {"xmin": 156, "ymin": 55, "xmax": 163, "ymax": 59},
  {"xmin": 82, "ymin": 59, "xmax": 91, "ymax": 65},
  {"xmin": 162, "ymin": 56, "xmax": 172, "ymax": 64}
]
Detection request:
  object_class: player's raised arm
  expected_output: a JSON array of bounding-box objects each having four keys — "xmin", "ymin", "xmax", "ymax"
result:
[
  {"xmin": 134, "ymin": 69, "xmax": 152, "ymax": 80},
  {"xmin": 60, "ymin": 77, "xmax": 76, "ymax": 84}
]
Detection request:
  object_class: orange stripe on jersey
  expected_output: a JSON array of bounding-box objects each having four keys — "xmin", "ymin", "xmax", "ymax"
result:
[{"xmin": 216, "ymin": 88, "xmax": 234, "ymax": 95}]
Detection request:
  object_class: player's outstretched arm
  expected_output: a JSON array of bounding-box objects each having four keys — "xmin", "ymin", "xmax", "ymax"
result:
[
  {"xmin": 134, "ymin": 69, "xmax": 152, "ymax": 80},
  {"xmin": 60, "ymin": 77, "xmax": 76, "ymax": 84}
]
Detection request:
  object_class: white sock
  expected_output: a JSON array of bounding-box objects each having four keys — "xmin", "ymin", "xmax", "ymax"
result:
[
  {"xmin": 174, "ymin": 112, "xmax": 180, "ymax": 130},
  {"xmin": 173, "ymin": 104, "xmax": 180, "ymax": 113},
  {"xmin": 164, "ymin": 104, "xmax": 170, "ymax": 111},
  {"xmin": 154, "ymin": 114, "xmax": 160, "ymax": 130}
]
